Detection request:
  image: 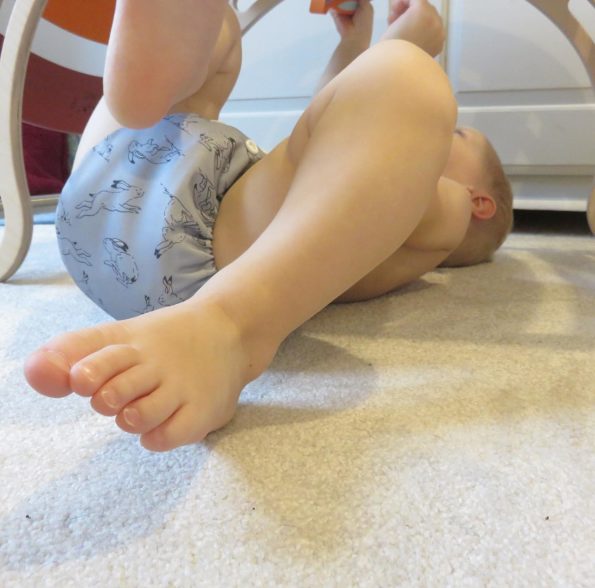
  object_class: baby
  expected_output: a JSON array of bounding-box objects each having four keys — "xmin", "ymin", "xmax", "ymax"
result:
[{"xmin": 25, "ymin": 0, "xmax": 513, "ymax": 452}]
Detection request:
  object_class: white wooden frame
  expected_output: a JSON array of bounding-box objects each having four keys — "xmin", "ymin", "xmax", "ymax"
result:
[
  {"xmin": 0, "ymin": 0, "xmax": 594, "ymax": 282},
  {"xmin": 0, "ymin": 0, "xmax": 46, "ymax": 282}
]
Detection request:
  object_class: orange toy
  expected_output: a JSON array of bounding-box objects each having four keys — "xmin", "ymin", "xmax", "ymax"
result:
[{"xmin": 309, "ymin": 0, "xmax": 360, "ymax": 15}]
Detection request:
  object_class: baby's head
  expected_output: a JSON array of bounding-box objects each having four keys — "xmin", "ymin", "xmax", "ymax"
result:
[{"xmin": 440, "ymin": 127, "xmax": 513, "ymax": 267}]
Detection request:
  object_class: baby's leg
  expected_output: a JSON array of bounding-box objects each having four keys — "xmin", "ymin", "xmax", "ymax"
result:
[
  {"xmin": 104, "ymin": 0, "xmax": 227, "ymax": 128},
  {"xmin": 25, "ymin": 41, "xmax": 456, "ymax": 452},
  {"xmin": 208, "ymin": 41, "xmax": 458, "ymax": 344}
]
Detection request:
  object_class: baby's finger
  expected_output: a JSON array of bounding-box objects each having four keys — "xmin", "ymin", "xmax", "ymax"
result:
[
  {"xmin": 389, "ymin": 0, "xmax": 410, "ymax": 24},
  {"xmin": 330, "ymin": 9, "xmax": 351, "ymax": 33}
]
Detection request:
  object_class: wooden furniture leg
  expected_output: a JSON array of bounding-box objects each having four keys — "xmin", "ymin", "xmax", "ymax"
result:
[{"xmin": 0, "ymin": 0, "xmax": 48, "ymax": 282}]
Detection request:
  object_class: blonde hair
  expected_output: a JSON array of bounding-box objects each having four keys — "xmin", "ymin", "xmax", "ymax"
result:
[{"xmin": 440, "ymin": 138, "xmax": 514, "ymax": 267}]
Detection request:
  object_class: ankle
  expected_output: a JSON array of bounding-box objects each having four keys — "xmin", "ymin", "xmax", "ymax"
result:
[{"xmin": 187, "ymin": 296, "xmax": 280, "ymax": 383}]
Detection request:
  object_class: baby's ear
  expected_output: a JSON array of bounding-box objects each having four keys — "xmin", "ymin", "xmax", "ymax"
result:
[{"xmin": 470, "ymin": 189, "xmax": 497, "ymax": 220}]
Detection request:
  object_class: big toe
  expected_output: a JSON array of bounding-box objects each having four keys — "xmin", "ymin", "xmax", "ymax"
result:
[
  {"xmin": 24, "ymin": 325, "xmax": 125, "ymax": 398},
  {"xmin": 24, "ymin": 349, "xmax": 72, "ymax": 397}
]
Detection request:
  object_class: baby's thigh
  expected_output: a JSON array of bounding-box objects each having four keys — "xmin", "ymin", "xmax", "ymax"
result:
[
  {"xmin": 217, "ymin": 82, "xmax": 338, "ymax": 258},
  {"xmin": 215, "ymin": 139, "xmax": 299, "ymax": 264}
]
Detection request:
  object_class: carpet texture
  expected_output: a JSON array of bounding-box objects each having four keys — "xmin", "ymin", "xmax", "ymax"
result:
[{"xmin": 1, "ymin": 223, "xmax": 594, "ymax": 587}]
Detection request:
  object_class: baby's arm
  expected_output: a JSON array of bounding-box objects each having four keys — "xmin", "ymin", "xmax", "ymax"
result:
[
  {"xmin": 317, "ymin": 0, "xmax": 445, "ymax": 90},
  {"xmin": 316, "ymin": 0, "xmax": 374, "ymax": 90},
  {"xmin": 380, "ymin": 0, "xmax": 445, "ymax": 58},
  {"xmin": 335, "ymin": 246, "xmax": 451, "ymax": 302},
  {"xmin": 335, "ymin": 178, "xmax": 470, "ymax": 302}
]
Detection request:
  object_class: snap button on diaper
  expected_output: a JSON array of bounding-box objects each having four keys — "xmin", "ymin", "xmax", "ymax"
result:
[{"xmin": 245, "ymin": 140, "xmax": 260, "ymax": 155}]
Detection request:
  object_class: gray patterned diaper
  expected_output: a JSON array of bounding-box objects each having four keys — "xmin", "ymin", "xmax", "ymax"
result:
[{"xmin": 55, "ymin": 113, "xmax": 264, "ymax": 319}]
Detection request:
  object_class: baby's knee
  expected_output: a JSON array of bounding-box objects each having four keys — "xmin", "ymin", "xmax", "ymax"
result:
[{"xmin": 350, "ymin": 40, "xmax": 457, "ymax": 132}]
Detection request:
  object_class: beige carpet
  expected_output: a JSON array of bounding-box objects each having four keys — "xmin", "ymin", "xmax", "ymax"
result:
[{"xmin": 1, "ymin": 221, "xmax": 594, "ymax": 587}]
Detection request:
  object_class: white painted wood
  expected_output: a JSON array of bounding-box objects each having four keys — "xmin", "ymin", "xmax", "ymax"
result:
[
  {"xmin": 448, "ymin": 0, "xmax": 594, "ymax": 93},
  {"xmin": 528, "ymin": 0, "xmax": 595, "ymax": 86},
  {"xmin": 231, "ymin": 0, "xmax": 284, "ymax": 33},
  {"xmin": 511, "ymin": 174, "xmax": 592, "ymax": 211},
  {"xmin": 456, "ymin": 104, "xmax": 595, "ymax": 166},
  {"xmin": 0, "ymin": 0, "xmax": 107, "ymax": 77},
  {"xmin": 0, "ymin": 0, "xmax": 47, "ymax": 282}
]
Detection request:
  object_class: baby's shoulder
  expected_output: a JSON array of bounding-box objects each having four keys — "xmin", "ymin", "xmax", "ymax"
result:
[{"xmin": 404, "ymin": 177, "xmax": 471, "ymax": 253}]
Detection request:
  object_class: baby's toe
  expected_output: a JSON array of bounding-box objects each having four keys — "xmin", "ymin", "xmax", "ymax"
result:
[
  {"xmin": 71, "ymin": 344, "xmax": 140, "ymax": 397},
  {"xmin": 140, "ymin": 404, "xmax": 213, "ymax": 452},
  {"xmin": 25, "ymin": 327, "xmax": 112, "ymax": 398},
  {"xmin": 91, "ymin": 363, "xmax": 160, "ymax": 416},
  {"xmin": 115, "ymin": 386, "xmax": 179, "ymax": 436},
  {"xmin": 24, "ymin": 349, "xmax": 72, "ymax": 398}
]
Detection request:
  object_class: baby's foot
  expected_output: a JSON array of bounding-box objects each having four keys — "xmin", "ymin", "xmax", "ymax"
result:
[
  {"xmin": 24, "ymin": 299, "xmax": 275, "ymax": 451},
  {"xmin": 104, "ymin": 0, "xmax": 227, "ymax": 128}
]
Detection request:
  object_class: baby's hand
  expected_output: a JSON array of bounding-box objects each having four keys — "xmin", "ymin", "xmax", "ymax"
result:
[
  {"xmin": 381, "ymin": 0, "xmax": 445, "ymax": 58},
  {"xmin": 330, "ymin": 0, "xmax": 374, "ymax": 50}
]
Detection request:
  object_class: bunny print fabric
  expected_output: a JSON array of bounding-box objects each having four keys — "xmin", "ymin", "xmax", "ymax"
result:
[{"xmin": 56, "ymin": 114, "xmax": 264, "ymax": 319}]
